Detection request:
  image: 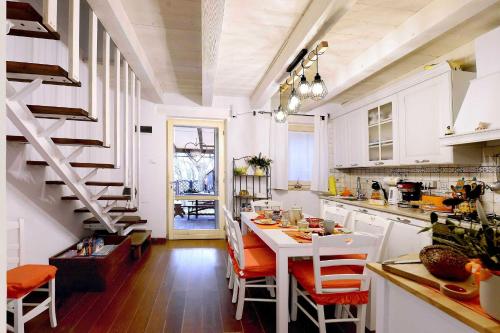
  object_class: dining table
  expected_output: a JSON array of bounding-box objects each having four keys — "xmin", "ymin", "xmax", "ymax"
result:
[{"xmin": 240, "ymin": 211, "xmax": 357, "ymax": 333}]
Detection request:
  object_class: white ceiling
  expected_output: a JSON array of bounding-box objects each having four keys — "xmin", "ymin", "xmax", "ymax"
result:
[{"xmin": 119, "ymin": 0, "xmax": 500, "ymax": 106}]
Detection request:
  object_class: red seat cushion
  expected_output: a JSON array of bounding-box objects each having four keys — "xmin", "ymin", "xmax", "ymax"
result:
[
  {"xmin": 7, "ymin": 265, "xmax": 57, "ymax": 299},
  {"xmin": 233, "ymin": 247, "xmax": 276, "ymax": 279},
  {"xmin": 243, "ymin": 233, "xmax": 266, "ymax": 249},
  {"xmin": 291, "ymin": 260, "xmax": 368, "ymax": 305}
]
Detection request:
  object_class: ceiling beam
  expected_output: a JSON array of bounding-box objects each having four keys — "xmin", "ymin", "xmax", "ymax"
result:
[
  {"xmin": 201, "ymin": 0, "xmax": 225, "ymax": 106},
  {"xmin": 86, "ymin": 0, "xmax": 166, "ymax": 104},
  {"xmin": 307, "ymin": 0, "xmax": 500, "ymax": 111},
  {"xmin": 249, "ymin": 0, "xmax": 354, "ymax": 109}
]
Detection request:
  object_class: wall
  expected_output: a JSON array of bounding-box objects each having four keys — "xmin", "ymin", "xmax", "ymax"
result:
[{"xmin": 1, "ymin": 1, "xmax": 6, "ymax": 329}]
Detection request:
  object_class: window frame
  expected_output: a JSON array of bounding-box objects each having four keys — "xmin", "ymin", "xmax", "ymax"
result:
[{"xmin": 288, "ymin": 123, "xmax": 314, "ymax": 191}]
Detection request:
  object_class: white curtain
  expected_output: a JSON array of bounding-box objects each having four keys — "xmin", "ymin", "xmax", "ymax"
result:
[
  {"xmin": 269, "ymin": 118, "xmax": 288, "ymax": 190},
  {"xmin": 311, "ymin": 115, "xmax": 329, "ymax": 192}
]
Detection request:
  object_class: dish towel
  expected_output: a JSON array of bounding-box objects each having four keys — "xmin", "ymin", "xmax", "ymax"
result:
[{"xmin": 311, "ymin": 115, "xmax": 329, "ymax": 192}]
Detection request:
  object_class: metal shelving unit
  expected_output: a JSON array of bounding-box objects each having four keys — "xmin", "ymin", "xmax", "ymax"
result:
[{"xmin": 232, "ymin": 156, "xmax": 271, "ymax": 220}]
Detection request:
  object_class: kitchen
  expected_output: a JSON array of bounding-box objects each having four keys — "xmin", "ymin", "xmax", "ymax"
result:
[{"xmin": 2, "ymin": 1, "xmax": 500, "ymax": 333}]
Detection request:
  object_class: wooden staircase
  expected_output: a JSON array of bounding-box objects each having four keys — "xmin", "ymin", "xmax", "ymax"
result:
[{"xmin": 5, "ymin": 1, "xmax": 150, "ymax": 249}]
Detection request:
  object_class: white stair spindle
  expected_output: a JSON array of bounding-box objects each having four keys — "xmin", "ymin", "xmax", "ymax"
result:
[
  {"xmin": 88, "ymin": 9, "xmax": 98, "ymax": 119},
  {"xmin": 136, "ymin": 80, "xmax": 141, "ymax": 206},
  {"xmin": 123, "ymin": 61, "xmax": 130, "ymax": 187},
  {"xmin": 43, "ymin": 0, "xmax": 57, "ymax": 32},
  {"xmin": 103, "ymin": 31, "xmax": 111, "ymax": 147},
  {"xmin": 68, "ymin": 0, "xmax": 80, "ymax": 82},
  {"xmin": 114, "ymin": 48, "xmax": 121, "ymax": 168},
  {"xmin": 131, "ymin": 72, "xmax": 136, "ymax": 203}
]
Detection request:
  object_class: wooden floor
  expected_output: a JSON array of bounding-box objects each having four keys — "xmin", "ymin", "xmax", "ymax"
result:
[{"xmin": 25, "ymin": 240, "xmax": 361, "ymax": 333}]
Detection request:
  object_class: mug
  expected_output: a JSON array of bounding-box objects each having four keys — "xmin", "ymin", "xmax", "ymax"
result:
[
  {"xmin": 297, "ymin": 220, "xmax": 309, "ymax": 231},
  {"xmin": 323, "ymin": 219, "xmax": 336, "ymax": 235}
]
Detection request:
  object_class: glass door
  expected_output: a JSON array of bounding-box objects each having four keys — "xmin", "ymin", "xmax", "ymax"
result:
[
  {"xmin": 167, "ymin": 119, "xmax": 225, "ymax": 239},
  {"xmin": 367, "ymin": 101, "xmax": 394, "ymax": 166}
]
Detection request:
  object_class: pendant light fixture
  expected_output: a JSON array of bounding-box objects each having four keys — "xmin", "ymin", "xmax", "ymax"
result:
[
  {"xmin": 310, "ymin": 46, "xmax": 328, "ymax": 101},
  {"xmin": 287, "ymin": 72, "xmax": 300, "ymax": 114},
  {"xmin": 297, "ymin": 61, "xmax": 311, "ymax": 99},
  {"xmin": 274, "ymin": 85, "xmax": 288, "ymax": 123}
]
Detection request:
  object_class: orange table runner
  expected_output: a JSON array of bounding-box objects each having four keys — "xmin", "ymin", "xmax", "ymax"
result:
[
  {"xmin": 282, "ymin": 230, "xmax": 312, "ymax": 243},
  {"xmin": 424, "ymin": 284, "xmax": 500, "ymax": 323}
]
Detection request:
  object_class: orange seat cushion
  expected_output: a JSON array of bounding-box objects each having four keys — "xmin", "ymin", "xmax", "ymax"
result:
[
  {"xmin": 233, "ymin": 247, "xmax": 276, "ymax": 279},
  {"xmin": 243, "ymin": 233, "xmax": 266, "ymax": 249},
  {"xmin": 291, "ymin": 260, "xmax": 368, "ymax": 305},
  {"xmin": 7, "ymin": 265, "xmax": 57, "ymax": 299}
]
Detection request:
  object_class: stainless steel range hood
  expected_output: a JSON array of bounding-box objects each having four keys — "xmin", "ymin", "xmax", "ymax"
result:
[{"xmin": 441, "ymin": 26, "xmax": 500, "ymax": 146}]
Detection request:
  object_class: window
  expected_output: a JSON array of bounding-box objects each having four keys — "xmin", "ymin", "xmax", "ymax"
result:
[{"xmin": 288, "ymin": 124, "xmax": 314, "ymax": 190}]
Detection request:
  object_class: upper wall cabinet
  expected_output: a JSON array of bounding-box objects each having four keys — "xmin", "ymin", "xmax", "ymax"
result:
[
  {"xmin": 332, "ymin": 109, "xmax": 367, "ymax": 168},
  {"xmin": 398, "ymin": 71, "xmax": 481, "ymax": 165},
  {"xmin": 366, "ymin": 96, "xmax": 398, "ymax": 167},
  {"xmin": 332, "ymin": 63, "xmax": 482, "ymax": 169}
]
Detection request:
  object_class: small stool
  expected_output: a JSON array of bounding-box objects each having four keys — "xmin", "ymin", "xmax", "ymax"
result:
[{"xmin": 7, "ymin": 264, "xmax": 58, "ymax": 333}]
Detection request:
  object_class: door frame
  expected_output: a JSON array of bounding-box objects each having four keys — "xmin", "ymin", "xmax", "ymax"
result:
[{"xmin": 166, "ymin": 118, "xmax": 226, "ymax": 240}]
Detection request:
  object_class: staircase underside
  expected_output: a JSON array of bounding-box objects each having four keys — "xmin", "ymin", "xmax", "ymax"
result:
[
  {"xmin": 62, "ymin": 195, "xmax": 130, "ymax": 201},
  {"xmin": 75, "ymin": 207, "xmax": 138, "ymax": 213},
  {"xmin": 46, "ymin": 180, "xmax": 124, "ymax": 186},
  {"xmin": 7, "ymin": 61, "xmax": 80, "ymax": 86},
  {"xmin": 8, "ymin": 135, "xmax": 105, "ymax": 147},
  {"xmin": 7, "ymin": 1, "xmax": 60, "ymax": 40},
  {"xmin": 28, "ymin": 105, "xmax": 96, "ymax": 122},
  {"xmin": 27, "ymin": 161, "xmax": 115, "ymax": 168}
]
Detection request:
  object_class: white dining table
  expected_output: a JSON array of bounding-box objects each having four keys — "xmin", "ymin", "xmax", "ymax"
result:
[{"xmin": 241, "ymin": 212, "xmax": 344, "ymax": 333}]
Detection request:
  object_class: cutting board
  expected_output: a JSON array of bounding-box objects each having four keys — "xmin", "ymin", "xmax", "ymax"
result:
[{"xmin": 382, "ymin": 254, "xmax": 479, "ymax": 300}]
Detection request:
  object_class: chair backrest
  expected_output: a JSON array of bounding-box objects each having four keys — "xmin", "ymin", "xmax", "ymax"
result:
[
  {"xmin": 350, "ymin": 212, "xmax": 394, "ymax": 261},
  {"xmin": 323, "ymin": 204, "xmax": 352, "ymax": 229},
  {"xmin": 312, "ymin": 233, "xmax": 379, "ymax": 295},
  {"xmin": 7, "ymin": 218, "xmax": 24, "ymax": 269},
  {"xmin": 251, "ymin": 200, "xmax": 282, "ymax": 212},
  {"xmin": 225, "ymin": 211, "xmax": 246, "ymax": 270},
  {"xmin": 223, "ymin": 207, "xmax": 232, "ymax": 241}
]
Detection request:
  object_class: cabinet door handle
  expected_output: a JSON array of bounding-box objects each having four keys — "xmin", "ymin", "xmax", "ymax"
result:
[
  {"xmin": 351, "ymin": 163, "xmax": 359, "ymax": 167},
  {"xmin": 355, "ymin": 208, "xmax": 374, "ymax": 216},
  {"xmin": 414, "ymin": 159, "xmax": 430, "ymax": 164},
  {"xmin": 336, "ymin": 164, "xmax": 343, "ymax": 167},
  {"xmin": 336, "ymin": 204, "xmax": 344, "ymax": 208},
  {"xmin": 374, "ymin": 162, "xmax": 385, "ymax": 166},
  {"xmin": 388, "ymin": 217, "xmax": 412, "ymax": 224}
]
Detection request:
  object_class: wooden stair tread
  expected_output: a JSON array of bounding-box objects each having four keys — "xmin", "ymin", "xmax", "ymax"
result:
[
  {"xmin": 8, "ymin": 135, "xmax": 105, "ymax": 147},
  {"xmin": 28, "ymin": 161, "xmax": 115, "ymax": 169},
  {"xmin": 46, "ymin": 180, "xmax": 124, "ymax": 186},
  {"xmin": 62, "ymin": 195, "xmax": 131, "ymax": 201},
  {"xmin": 83, "ymin": 216, "xmax": 146, "ymax": 224},
  {"xmin": 7, "ymin": 1, "xmax": 60, "ymax": 40},
  {"xmin": 74, "ymin": 207, "xmax": 138, "ymax": 213},
  {"xmin": 130, "ymin": 231, "xmax": 152, "ymax": 246},
  {"xmin": 7, "ymin": 61, "xmax": 80, "ymax": 86},
  {"xmin": 28, "ymin": 105, "xmax": 96, "ymax": 122}
]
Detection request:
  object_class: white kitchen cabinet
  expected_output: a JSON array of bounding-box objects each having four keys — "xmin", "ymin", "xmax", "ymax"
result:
[
  {"xmin": 365, "ymin": 96, "xmax": 399, "ymax": 167},
  {"xmin": 332, "ymin": 109, "xmax": 367, "ymax": 169}
]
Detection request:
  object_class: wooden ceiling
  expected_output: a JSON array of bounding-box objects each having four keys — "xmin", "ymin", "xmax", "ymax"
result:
[{"xmin": 118, "ymin": 0, "xmax": 500, "ymax": 107}]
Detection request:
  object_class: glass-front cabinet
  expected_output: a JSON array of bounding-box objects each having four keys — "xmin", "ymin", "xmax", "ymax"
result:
[{"xmin": 367, "ymin": 97, "xmax": 398, "ymax": 166}]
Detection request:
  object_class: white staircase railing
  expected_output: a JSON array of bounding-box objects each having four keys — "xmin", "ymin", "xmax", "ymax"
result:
[{"xmin": 6, "ymin": 80, "xmax": 117, "ymax": 233}]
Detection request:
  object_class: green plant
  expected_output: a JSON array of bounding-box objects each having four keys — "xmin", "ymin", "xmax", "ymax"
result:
[
  {"xmin": 419, "ymin": 205, "xmax": 499, "ymax": 271},
  {"xmin": 247, "ymin": 153, "xmax": 272, "ymax": 170}
]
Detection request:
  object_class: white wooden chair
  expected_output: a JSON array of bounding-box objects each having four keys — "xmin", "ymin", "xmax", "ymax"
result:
[
  {"xmin": 226, "ymin": 212, "xmax": 277, "ymax": 320},
  {"xmin": 250, "ymin": 200, "xmax": 282, "ymax": 212},
  {"xmin": 350, "ymin": 212, "xmax": 394, "ymax": 261},
  {"xmin": 6, "ymin": 218, "xmax": 58, "ymax": 333},
  {"xmin": 323, "ymin": 203, "xmax": 352, "ymax": 229},
  {"xmin": 290, "ymin": 233, "xmax": 379, "ymax": 333}
]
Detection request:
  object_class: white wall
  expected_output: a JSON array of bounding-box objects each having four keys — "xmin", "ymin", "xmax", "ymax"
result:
[{"xmin": 1, "ymin": 0, "xmax": 7, "ymax": 329}]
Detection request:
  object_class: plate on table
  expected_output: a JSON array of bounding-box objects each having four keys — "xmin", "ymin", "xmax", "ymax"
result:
[
  {"xmin": 254, "ymin": 218, "xmax": 277, "ymax": 225},
  {"xmin": 333, "ymin": 227, "xmax": 352, "ymax": 234},
  {"xmin": 278, "ymin": 223, "xmax": 294, "ymax": 228},
  {"xmin": 297, "ymin": 232, "xmax": 313, "ymax": 240}
]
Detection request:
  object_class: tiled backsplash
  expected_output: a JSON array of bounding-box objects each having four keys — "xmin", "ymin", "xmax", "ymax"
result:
[{"xmin": 329, "ymin": 148, "xmax": 500, "ymax": 214}]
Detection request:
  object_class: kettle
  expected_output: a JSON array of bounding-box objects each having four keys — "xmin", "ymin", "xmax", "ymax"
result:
[{"xmin": 388, "ymin": 187, "xmax": 402, "ymax": 205}]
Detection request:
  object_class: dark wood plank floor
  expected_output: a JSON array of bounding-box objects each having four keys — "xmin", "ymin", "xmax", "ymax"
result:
[{"xmin": 25, "ymin": 240, "xmax": 362, "ymax": 333}]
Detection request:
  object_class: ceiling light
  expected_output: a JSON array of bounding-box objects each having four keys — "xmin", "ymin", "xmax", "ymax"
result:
[
  {"xmin": 310, "ymin": 48, "xmax": 327, "ymax": 101},
  {"xmin": 287, "ymin": 73, "xmax": 300, "ymax": 113},
  {"xmin": 297, "ymin": 64, "xmax": 310, "ymax": 99},
  {"xmin": 274, "ymin": 84, "xmax": 288, "ymax": 123}
]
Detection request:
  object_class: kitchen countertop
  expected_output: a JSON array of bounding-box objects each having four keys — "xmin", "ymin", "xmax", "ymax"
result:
[
  {"xmin": 367, "ymin": 263, "xmax": 500, "ymax": 333},
  {"xmin": 320, "ymin": 195, "xmax": 433, "ymax": 222}
]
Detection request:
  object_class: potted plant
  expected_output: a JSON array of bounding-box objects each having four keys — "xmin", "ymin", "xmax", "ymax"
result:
[
  {"xmin": 420, "ymin": 202, "xmax": 499, "ymax": 319},
  {"xmin": 247, "ymin": 153, "xmax": 272, "ymax": 176}
]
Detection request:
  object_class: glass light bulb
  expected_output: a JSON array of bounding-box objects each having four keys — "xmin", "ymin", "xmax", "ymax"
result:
[
  {"xmin": 288, "ymin": 91, "xmax": 300, "ymax": 113},
  {"xmin": 297, "ymin": 75, "xmax": 310, "ymax": 99},
  {"xmin": 274, "ymin": 106, "xmax": 287, "ymax": 123},
  {"xmin": 310, "ymin": 73, "xmax": 327, "ymax": 101}
]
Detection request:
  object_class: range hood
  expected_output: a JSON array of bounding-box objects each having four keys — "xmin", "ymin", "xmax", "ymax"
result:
[{"xmin": 441, "ymin": 26, "xmax": 500, "ymax": 146}]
